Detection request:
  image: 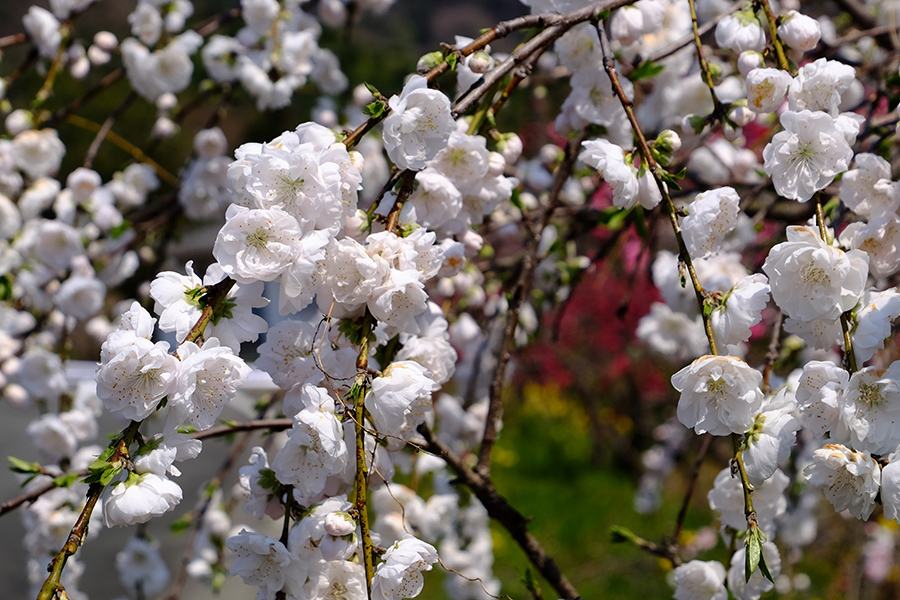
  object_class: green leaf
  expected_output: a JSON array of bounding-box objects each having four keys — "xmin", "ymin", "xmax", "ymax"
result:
[
  {"xmin": 171, "ymin": 513, "xmax": 193, "ymax": 534},
  {"xmin": 509, "ymin": 188, "xmax": 524, "ymax": 211},
  {"xmin": 628, "ymin": 60, "xmax": 665, "ymax": 82},
  {"xmin": 596, "ymin": 207, "xmax": 631, "ymax": 230},
  {"xmin": 364, "ymin": 82, "xmax": 380, "ymax": 97},
  {"xmin": 595, "ymin": 8, "xmax": 611, "ymax": 20},
  {"xmin": 8, "ymin": 456, "xmax": 42, "ymax": 474},
  {"xmin": 52, "ymin": 472, "xmax": 81, "ymax": 488},
  {"xmin": 134, "ymin": 435, "xmax": 163, "ymax": 457},
  {"xmin": 745, "ymin": 529, "xmax": 761, "ymax": 582},
  {"xmin": 688, "ymin": 114, "xmax": 706, "ymax": 135},
  {"xmin": 363, "ymin": 100, "xmax": 386, "ymax": 118},
  {"xmin": 609, "ymin": 525, "xmax": 639, "ymax": 544},
  {"xmin": 257, "ymin": 468, "xmax": 280, "ymax": 491},
  {"xmin": 99, "ymin": 465, "xmax": 124, "ymax": 486},
  {"xmin": 757, "ymin": 542, "xmax": 775, "ymax": 584},
  {"xmin": 445, "ymin": 52, "xmax": 458, "ymax": 71}
]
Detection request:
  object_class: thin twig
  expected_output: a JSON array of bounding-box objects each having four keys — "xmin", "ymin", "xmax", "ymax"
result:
[
  {"xmin": 190, "ymin": 418, "xmax": 292, "ymax": 441},
  {"xmin": 476, "ymin": 132, "xmax": 587, "ymax": 476},
  {"xmin": 0, "ymin": 470, "xmax": 88, "ymax": 518},
  {"xmin": 83, "ymin": 92, "xmax": 137, "ymax": 169},
  {"xmin": 341, "ymin": 0, "xmax": 639, "ymax": 149},
  {"xmin": 671, "ymin": 434, "xmax": 712, "ymax": 542},
  {"xmin": 419, "ymin": 425, "xmax": 581, "ymax": 600}
]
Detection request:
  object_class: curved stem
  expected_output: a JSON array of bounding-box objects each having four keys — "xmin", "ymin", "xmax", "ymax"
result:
[
  {"xmin": 37, "ymin": 420, "xmax": 142, "ymax": 600},
  {"xmin": 477, "ymin": 132, "xmax": 586, "ymax": 476},
  {"xmin": 353, "ymin": 314, "xmax": 376, "ymax": 596},
  {"xmin": 687, "ymin": 0, "xmax": 725, "ymax": 119},
  {"xmin": 597, "ymin": 25, "xmax": 718, "ymax": 355},
  {"xmin": 814, "ymin": 196, "xmax": 859, "ymax": 373},
  {"xmin": 755, "ymin": 0, "xmax": 791, "ymax": 73}
]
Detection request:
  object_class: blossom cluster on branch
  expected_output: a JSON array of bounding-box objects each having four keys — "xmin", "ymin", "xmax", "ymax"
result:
[{"xmin": 4, "ymin": 0, "xmax": 900, "ymax": 598}]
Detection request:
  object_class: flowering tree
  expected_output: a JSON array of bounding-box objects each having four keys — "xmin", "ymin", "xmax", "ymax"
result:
[{"xmin": 3, "ymin": 0, "xmax": 900, "ymax": 598}]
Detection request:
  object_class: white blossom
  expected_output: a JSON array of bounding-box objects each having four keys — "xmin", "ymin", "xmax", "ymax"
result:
[
  {"xmin": 840, "ymin": 214, "xmax": 900, "ymax": 279},
  {"xmin": 746, "ymin": 68, "xmax": 792, "ymax": 114},
  {"xmin": 636, "ymin": 302, "xmax": 709, "ymax": 359},
  {"xmin": 796, "ymin": 360, "xmax": 846, "ymax": 440},
  {"xmin": 13, "ymin": 129, "xmax": 66, "ymax": 180},
  {"xmin": 708, "ymin": 467, "xmax": 788, "ymax": 537},
  {"xmin": 777, "ymin": 10, "xmax": 821, "ymax": 53},
  {"xmin": 383, "ymin": 75, "xmax": 454, "ymax": 171},
  {"xmin": 55, "ymin": 275, "xmax": 106, "ymax": 321},
  {"xmin": 715, "ymin": 11, "xmax": 766, "ymax": 52},
  {"xmin": 23, "ymin": 6, "xmax": 61, "ymax": 59},
  {"xmin": 371, "ymin": 535, "xmax": 439, "ymax": 600},
  {"xmin": 839, "ymin": 153, "xmax": 900, "ymax": 219},
  {"xmin": 762, "ymin": 226, "xmax": 868, "ymax": 321},
  {"xmin": 835, "ymin": 363, "xmax": 900, "ymax": 455},
  {"xmin": 366, "ymin": 361, "xmax": 435, "ymax": 445},
  {"xmin": 116, "ymin": 537, "xmax": 170, "ymax": 599},
  {"xmin": 670, "ymin": 560, "xmax": 727, "ymax": 600},
  {"xmin": 579, "ymin": 139, "xmax": 638, "ymax": 209},
  {"xmin": 788, "ymin": 58, "xmax": 856, "ymax": 116},
  {"xmin": 804, "ymin": 444, "xmax": 880, "ymax": 520},
  {"xmin": 170, "ymin": 338, "xmax": 250, "ymax": 431},
  {"xmin": 854, "ymin": 288, "xmax": 900, "ymax": 363},
  {"xmin": 271, "ymin": 384, "xmax": 348, "ymax": 504},
  {"xmin": 226, "ymin": 529, "xmax": 305, "ymax": 599},
  {"xmin": 682, "ymin": 187, "xmax": 741, "ymax": 259},
  {"xmin": 762, "ymin": 110, "xmax": 854, "ymax": 202},
  {"xmin": 742, "ymin": 389, "xmax": 801, "ymax": 486},
  {"xmin": 880, "ymin": 447, "xmax": 900, "ymax": 522},
  {"xmin": 96, "ymin": 304, "xmax": 178, "ymax": 421},
  {"xmin": 710, "ymin": 274, "xmax": 770, "ymax": 346},
  {"xmin": 213, "ymin": 205, "xmax": 302, "ymax": 283},
  {"xmin": 103, "ymin": 472, "xmax": 183, "ymax": 527},
  {"xmin": 671, "ymin": 355, "xmax": 764, "ymax": 436}
]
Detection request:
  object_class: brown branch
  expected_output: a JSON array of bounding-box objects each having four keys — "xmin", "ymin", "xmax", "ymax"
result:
[
  {"xmin": 0, "ymin": 470, "xmax": 89, "ymax": 518},
  {"xmin": 385, "ymin": 170, "xmax": 416, "ymax": 233},
  {"xmin": 761, "ymin": 311, "xmax": 783, "ymax": 394},
  {"xmin": 0, "ymin": 33, "xmax": 26, "ymax": 49},
  {"xmin": 41, "ymin": 68, "xmax": 125, "ymax": 129},
  {"xmin": 476, "ymin": 132, "xmax": 586, "ymax": 477},
  {"xmin": 83, "ymin": 91, "xmax": 137, "ymax": 169},
  {"xmin": 419, "ymin": 425, "xmax": 581, "ymax": 600},
  {"xmin": 671, "ymin": 434, "xmax": 712, "ymax": 543},
  {"xmin": 341, "ymin": 0, "xmax": 639, "ymax": 149},
  {"xmin": 190, "ymin": 418, "xmax": 293, "ymax": 441}
]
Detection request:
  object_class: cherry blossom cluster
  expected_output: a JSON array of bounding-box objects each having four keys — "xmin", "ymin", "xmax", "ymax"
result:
[{"xmin": 7, "ymin": 0, "xmax": 900, "ymax": 598}]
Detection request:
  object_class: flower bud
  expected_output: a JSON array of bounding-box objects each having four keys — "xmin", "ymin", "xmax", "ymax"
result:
[
  {"xmin": 318, "ymin": 0, "xmax": 347, "ymax": 27},
  {"xmin": 324, "ymin": 511, "xmax": 356, "ymax": 537},
  {"xmin": 681, "ymin": 114, "xmax": 708, "ymax": 135},
  {"xmin": 539, "ymin": 143, "xmax": 564, "ymax": 167},
  {"xmin": 496, "ymin": 132, "xmax": 523, "ymax": 164},
  {"xmin": 5, "ymin": 110, "xmax": 32, "ymax": 136},
  {"xmin": 722, "ymin": 122, "xmax": 742, "ymax": 141},
  {"xmin": 467, "ymin": 51, "xmax": 494, "ymax": 74},
  {"xmin": 715, "ymin": 10, "xmax": 766, "ymax": 53},
  {"xmin": 777, "ymin": 10, "xmax": 821, "ymax": 53},
  {"xmin": 655, "ymin": 129, "xmax": 681, "ymax": 153},
  {"xmin": 88, "ymin": 45, "xmax": 111, "ymax": 65},
  {"xmin": 156, "ymin": 93, "xmax": 178, "ymax": 111},
  {"xmin": 728, "ymin": 104, "xmax": 754, "ymax": 128},
  {"xmin": 93, "ymin": 31, "xmax": 118, "ymax": 50},
  {"xmin": 417, "ymin": 51, "xmax": 443, "ymax": 74},
  {"xmin": 737, "ymin": 50, "xmax": 764, "ymax": 76}
]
